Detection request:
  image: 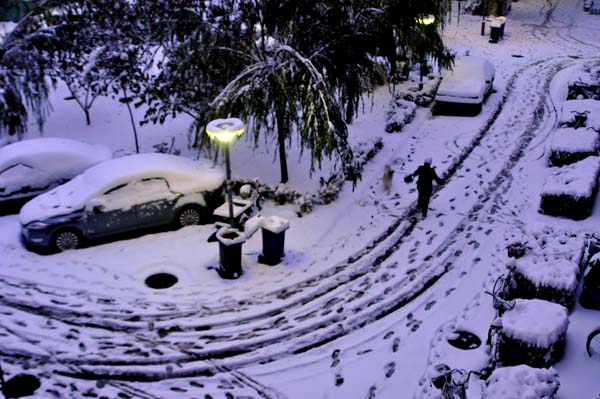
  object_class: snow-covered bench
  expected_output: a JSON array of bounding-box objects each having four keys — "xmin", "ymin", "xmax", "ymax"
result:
[
  {"xmin": 539, "ymin": 156, "xmax": 600, "ymax": 220},
  {"xmin": 560, "ymin": 99, "xmax": 600, "ymax": 131},
  {"xmin": 498, "ymin": 299, "xmax": 569, "ymax": 368},
  {"xmin": 548, "ymin": 127, "xmax": 599, "ymax": 166},
  {"xmin": 483, "ymin": 365, "xmax": 560, "ymax": 399},
  {"xmin": 508, "ymin": 256, "xmax": 580, "ymax": 309}
]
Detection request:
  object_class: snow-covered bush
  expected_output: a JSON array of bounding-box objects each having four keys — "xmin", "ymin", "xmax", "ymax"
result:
[
  {"xmin": 499, "ymin": 299, "xmax": 569, "ymax": 368},
  {"xmin": 483, "ymin": 365, "xmax": 560, "ymax": 399},
  {"xmin": 385, "ymin": 96, "xmax": 417, "ymax": 133},
  {"xmin": 567, "ymin": 64, "xmax": 600, "ymax": 100},
  {"xmin": 232, "ymin": 138, "xmax": 383, "ymax": 215},
  {"xmin": 539, "ymin": 156, "xmax": 600, "ymax": 220},
  {"xmin": 559, "ymin": 99, "xmax": 600, "ymax": 131},
  {"xmin": 393, "ymin": 75, "xmax": 441, "ymax": 107},
  {"xmin": 508, "ymin": 257, "xmax": 580, "ymax": 309},
  {"xmin": 547, "ymin": 127, "xmax": 599, "ymax": 167},
  {"xmin": 463, "ymin": 0, "xmax": 485, "ymax": 15}
]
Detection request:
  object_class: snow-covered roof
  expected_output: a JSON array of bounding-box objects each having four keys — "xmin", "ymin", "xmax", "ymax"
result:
[
  {"xmin": 550, "ymin": 127, "xmax": 599, "ymax": 154},
  {"xmin": 20, "ymin": 153, "xmax": 225, "ymax": 225},
  {"xmin": 484, "ymin": 365, "xmax": 560, "ymax": 399},
  {"xmin": 514, "ymin": 256, "xmax": 579, "ymax": 291},
  {"xmin": 541, "ymin": 156, "xmax": 600, "ymax": 198},
  {"xmin": 436, "ymin": 57, "xmax": 495, "ymax": 98},
  {"xmin": 0, "ymin": 138, "xmax": 112, "ymax": 197},
  {"xmin": 501, "ymin": 299, "xmax": 569, "ymax": 348}
]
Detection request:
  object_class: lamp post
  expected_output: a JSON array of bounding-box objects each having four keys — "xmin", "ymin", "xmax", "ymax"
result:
[
  {"xmin": 206, "ymin": 118, "xmax": 245, "ymax": 228},
  {"xmin": 417, "ymin": 15, "xmax": 436, "ymax": 91},
  {"xmin": 481, "ymin": 0, "xmax": 488, "ymax": 35}
]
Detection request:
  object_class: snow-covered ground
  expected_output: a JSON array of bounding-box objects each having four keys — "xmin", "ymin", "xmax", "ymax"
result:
[{"xmin": 1, "ymin": 0, "xmax": 600, "ymax": 398}]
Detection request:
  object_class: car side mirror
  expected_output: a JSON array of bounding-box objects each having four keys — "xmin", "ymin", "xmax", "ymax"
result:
[{"xmin": 87, "ymin": 199, "xmax": 105, "ymax": 214}]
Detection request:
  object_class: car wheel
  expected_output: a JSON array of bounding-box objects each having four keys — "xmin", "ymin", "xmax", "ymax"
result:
[
  {"xmin": 52, "ymin": 229, "xmax": 82, "ymax": 252},
  {"xmin": 176, "ymin": 206, "xmax": 203, "ymax": 228}
]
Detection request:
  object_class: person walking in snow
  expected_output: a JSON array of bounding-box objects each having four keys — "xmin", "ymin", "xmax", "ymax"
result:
[{"xmin": 407, "ymin": 158, "xmax": 443, "ymax": 217}]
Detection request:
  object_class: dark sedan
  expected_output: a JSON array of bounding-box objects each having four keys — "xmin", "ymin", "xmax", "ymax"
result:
[{"xmin": 20, "ymin": 153, "xmax": 225, "ymax": 252}]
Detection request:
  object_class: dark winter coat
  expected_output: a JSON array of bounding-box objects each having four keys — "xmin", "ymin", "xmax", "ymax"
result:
[{"xmin": 411, "ymin": 164, "xmax": 443, "ymax": 193}]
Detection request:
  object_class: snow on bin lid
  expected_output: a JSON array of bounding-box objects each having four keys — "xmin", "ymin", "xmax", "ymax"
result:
[
  {"xmin": 541, "ymin": 156, "xmax": 600, "ymax": 198},
  {"xmin": 216, "ymin": 227, "xmax": 246, "ymax": 246},
  {"xmin": 550, "ymin": 127, "xmax": 599, "ymax": 153},
  {"xmin": 484, "ymin": 364, "xmax": 559, "ymax": 399},
  {"xmin": 261, "ymin": 216, "xmax": 290, "ymax": 234},
  {"xmin": 514, "ymin": 257, "xmax": 579, "ymax": 291},
  {"xmin": 501, "ymin": 299, "xmax": 568, "ymax": 348}
]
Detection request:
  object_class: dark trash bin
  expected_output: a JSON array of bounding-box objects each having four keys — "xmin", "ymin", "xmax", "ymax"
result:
[
  {"xmin": 216, "ymin": 227, "xmax": 245, "ymax": 279},
  {"xmin": 490, "ymin": 25, "xmax": 502, "ymax": 43},
  {"xmin": 258, "ymin": 216, "xmax": 290, "ymax": 266}
]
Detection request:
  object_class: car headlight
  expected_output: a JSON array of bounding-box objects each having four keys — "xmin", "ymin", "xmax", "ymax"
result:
[{"xmin": 26, "ymin": 221, "xmax": 51, "ymax": 230}]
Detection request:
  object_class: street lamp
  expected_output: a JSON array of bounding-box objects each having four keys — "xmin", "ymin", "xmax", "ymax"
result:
[
  {"xmin": 206, "ymin": 118, "xmax": 245, "ymax": 228},
  {"xmin": 417, "ymin": 15, "xmax": 436, "ymax": 90}
]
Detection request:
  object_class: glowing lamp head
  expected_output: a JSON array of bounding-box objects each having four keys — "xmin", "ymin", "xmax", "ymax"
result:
[
  {"xmin": 418, "ymin": 15, "xmax": 436, "ymax": 25},
  {"xmin": 206, "ymin": 118, "xmax": 245, "ymax": 143}
]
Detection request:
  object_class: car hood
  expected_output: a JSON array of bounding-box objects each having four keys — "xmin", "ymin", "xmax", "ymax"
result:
[{"xmin": 20, "ymin": 177, "xmax": 86, "ymax": 225}]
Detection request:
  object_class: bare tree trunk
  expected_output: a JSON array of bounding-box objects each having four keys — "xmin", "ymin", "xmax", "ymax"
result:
[
  {"xmin": 276, "ymin": 109, "xmax": 289, "ymax": 184},
  {"xmin": 123, "ymin": 88, "xmax": 140, "ymax": 154}
]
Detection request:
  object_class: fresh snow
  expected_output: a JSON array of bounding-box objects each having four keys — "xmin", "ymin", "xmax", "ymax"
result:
[
  {"xmin": 541, "ymin": 156, "xmax": 600, "ymax": 198},
  {"xmin": 19, "ymin": 153, "xmax": 225, "ymax": 225},
  {"xmin": 501, "ymin": 299, "xmax": 569, "ymax": 348},
  {"xmin": 549, "ymin": 127, "xmax": 599, "ymax": 154},
  {"xmin": 2, "ymin": 0, "xmax": 600, "ymax": 398},
  {"xmin": 483, "ymin": 365, "xmax": 560, "ymax": 399},
  {"xmin": 513, "ymin": 256, "xmax": 580, "ymax": 292},
  {"xmin": 0, "ymin": 137, "xmax": 112, "ymax": 197}
]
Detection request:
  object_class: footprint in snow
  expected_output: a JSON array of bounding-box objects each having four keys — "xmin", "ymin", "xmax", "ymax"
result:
[
  {"xmin": 385, "ymin": 362, "xmax": 396, "ymax": 378},
  {"xmin": 335, "ymin": 374, "xmax": 344, "ymax": 386},
  {"xmin": 392, "ymin": 337, "xmax": 401, "ymax": 352}
]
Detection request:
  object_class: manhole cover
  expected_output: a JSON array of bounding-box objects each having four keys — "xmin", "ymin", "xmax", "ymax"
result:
[
  {"xmin": 447, "ymin": 330, "xmax": 481, "ymax": 350},
  {"xmin": 145, "ymin": 273, "xmax": 178, "ymax": 289},
  {"xmin": 3, "ymin": 374, "xmax": 41, "ymax": 398}
]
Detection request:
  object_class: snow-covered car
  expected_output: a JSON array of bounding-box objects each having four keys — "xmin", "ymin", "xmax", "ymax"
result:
[
  {"xmin": 433, "ymin": 57, "xmax": 495, "ymax": 115},
  {"xmin": 20, "ymin": 153, "xmax": 225, "ymax": 252},
  {"xmin": 0, "ymin": 138, "xmax": 112, "ymax": 214}
]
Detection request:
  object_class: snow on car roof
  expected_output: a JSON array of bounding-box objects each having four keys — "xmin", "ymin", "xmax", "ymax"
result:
[
  {"xmin": 0, "ymin": 137, "xmax": 111, "ymax": 172},
  {"xmin": 436, "ymin": 57, "xmax": 495, "ymax": 98},
  {"xmin": 20, "ymin": 153, "xmax": 225, "ymax": 225}
]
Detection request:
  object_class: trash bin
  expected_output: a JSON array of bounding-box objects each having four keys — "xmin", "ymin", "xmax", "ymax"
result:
[
  {"xmin": 489, "ymin": 23, "xmax": 502, "ymax": 43},
  {"xmin": 258, "ymin": 216, "xmax": 290, "ymax": 266},
  {"xmin": 216, "ymin": 227, "xmax": 246, "ymax": 279}
]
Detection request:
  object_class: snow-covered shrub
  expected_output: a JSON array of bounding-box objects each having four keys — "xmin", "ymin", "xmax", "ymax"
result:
[
  {"xmin": 463, "ymin": 0, "xmax": 485, "ymax": 15},
  {"xmin": 385, "ymin": 96, "xmax": 417, "ymax": 133},
  {"xmin": 547, "ymin": 127, "xmax": 599, "ymax": 167},
  {"xmin": 483, "ymin": 365, "xmax": 560, "ymax": 399},
  {"xmin": 393, "ymin": 75, "xmax": 441, "ymax": 107},
  {"xmin": 499, "ymin": 299, "xmax": 569, "ymax": 368},
  {"xmin": 539, "ymin": 156, "xmax": 600, "ymax": 220},
  {"xmin": 232, "ymin": 138, "xmax": 383, "ymax": 214},
  {"xmin": 508, "ymin": 257, "xmax": 580, "ymax": 309},
  {"xmin": 560, "ymin": 99, "xmax": 600, "ymax": 131},
  {"xmin": 346, "ymin": 137, "xmax": 383, "ymax": 178},
  {"xmin": 567, "ymin": 64, "xmax": 600, "ymax": 100},
  {"xmin": 295, "ymin": 194, "xmax": 314, "ymax": 217}
]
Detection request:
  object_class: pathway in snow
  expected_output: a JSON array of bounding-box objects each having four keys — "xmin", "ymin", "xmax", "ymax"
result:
[{"xmin": 0, "ymin": 0, "xmax": 599, "ymax": 397}]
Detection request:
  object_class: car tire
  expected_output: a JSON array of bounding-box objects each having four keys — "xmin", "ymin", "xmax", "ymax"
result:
[
  {"xmin": 52, "ymin": 228, "xmax": 82, "ymax": 252},
  {"xmin": 175, "ymin": 206, "xmax": 204, "ymax": 228}
]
